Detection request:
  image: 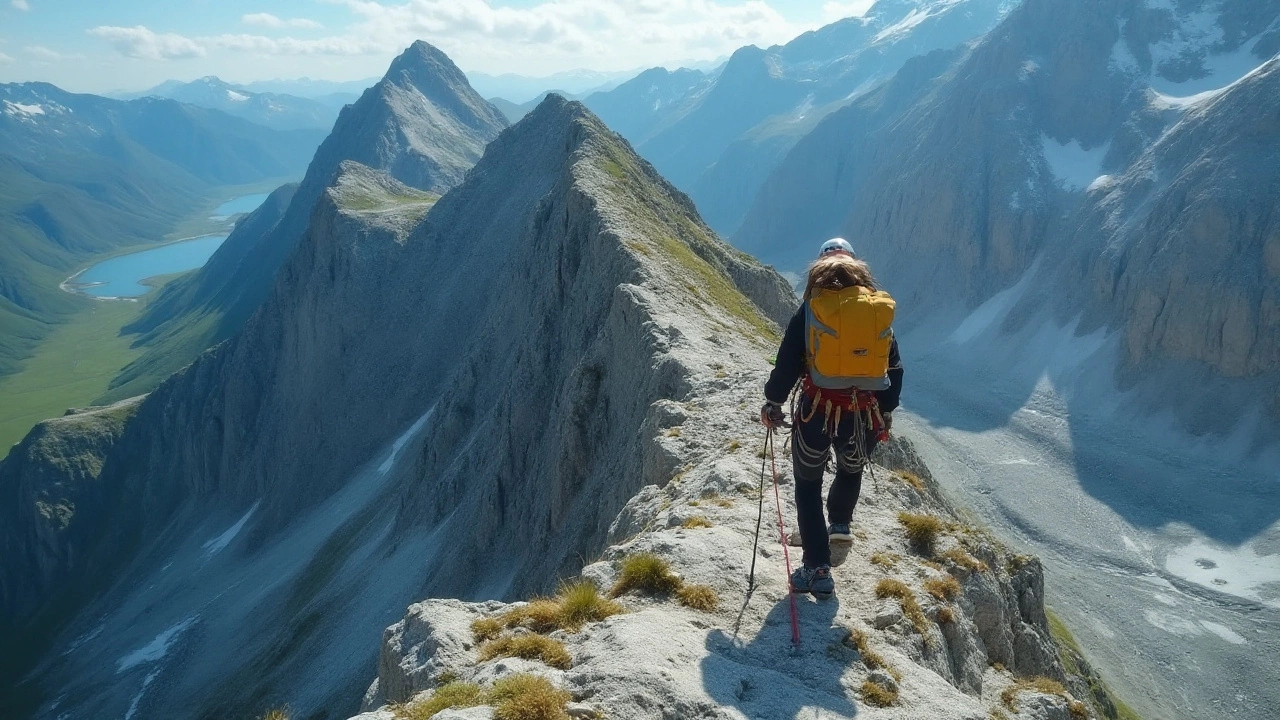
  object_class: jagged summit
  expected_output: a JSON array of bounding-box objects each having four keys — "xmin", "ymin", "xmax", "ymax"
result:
[{"xmin": 113, "ymin": 41, "xmax": 509, "ymax": 398}]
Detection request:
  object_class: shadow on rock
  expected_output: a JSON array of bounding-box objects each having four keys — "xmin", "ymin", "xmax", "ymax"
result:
[{"xmin": 702, "ymin": 595, "xmax": 859, "ymax": 719}]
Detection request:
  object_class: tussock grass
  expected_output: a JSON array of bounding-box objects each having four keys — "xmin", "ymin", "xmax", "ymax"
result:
[
  {"xmin": 937, "ymin": 606, "xmax": 955, "ymax": 624},
  {"xmin": 556, "ymin": 580, "xmax": 624, "ymax": 630},
  {"xmin": 860, "ymin": 679, "xmax": 899, "ymax": 707},
  {"xmin": 844, "ymin": 628, "xmax": 900, "ymax": 681},
  {"xmin": 713, "ymin": 497, "xmax": 734, "ymax": 508},
  {"xmin": 894, "ymin": 470, "xmax": 926, "ymax": 491},
  {"xmin": 924, "ymin": 576, "xmax": 962, "ymax": 601},
  {"xmin": 677, "ymin": 584, "xmax": 719, "ymax": 611},
  {"xmin": 260, "ymin": 710, "xmax": 290, "ymax": 720},
  {"xmin": 394, "ymin": 682, "xmax": 485, "ymax": 719},
  {"xmin": 665, "ymin": 427, "xmax": 682, "ymax": 437},
  {"xmin": 726, "ymin": 439, "xmax": 741, "ymax": 451},
  {"xmin": 610, "ymin": 553, "xmax": 682, "ymax": 597},
  {"xmin": 398, "ymin": 674, "xmax": 572, "ymax": 720},
  {"xmin": 1002, "ymin": 678, "xmax": 1085, "ymax": 718},
  {"xmin": 870, "ymin": 552, "xmax": 900, "ymax": 570},
  {"xmin": 897, "ymin": 512, "xmax": 944, "ymax": 555},
  {"xmin": 874, "ymin": 579, "xmax": 929, "ymax": 637},
  {"xmin": 478, "ymin": 634, "xmax": 572, "ymax": 670},
  {"xmin": 490, "ymin": 674, "xmax": 573, "ymax": 720},
  {"xmin": 940, "ymin": 547, "xmax": 989, "ymax": 573},
  {"xmin": 681, "ymin": 516, "xmax": 713, "ymax": 529},
  {"xmin": 471, "ymin": 581, "xmax": 622, "ymax": 641}
]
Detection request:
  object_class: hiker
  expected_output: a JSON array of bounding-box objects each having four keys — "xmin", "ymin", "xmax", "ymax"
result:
[{"xmin": 760, "ymin": 238, "xmax": 903, "ymax": 600}]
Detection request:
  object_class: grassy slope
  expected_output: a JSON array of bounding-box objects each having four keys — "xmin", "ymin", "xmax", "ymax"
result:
[{"xmin": 0, "ymin": 301, "xmax": 144, "ymax": 458}]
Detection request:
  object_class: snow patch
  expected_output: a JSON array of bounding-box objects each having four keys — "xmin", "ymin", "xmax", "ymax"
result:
[
  {"xmin": 1149, "ymin": 14, "xmax": 1270, "ymax": 98},
  {"xmin": 1087, "ymin": 174, "xmax": 1117, "ymax": 193},
  {"xmin": 4, "ymin": 100, "xmax": 45, "ymax": 116},
  {"xmin": 123, "ymin": 670, "xmax": 159, "ymax": 720},
  {"xmin": 1143, "ymin": 609, "xmax": 1201, "ymax": 636},
  {"xmin": 873, "ymin": 0, "xmax": 963, "ymax": 43},
  {"xmin": 226, "ymin": 89, "xmax": 249, "ymax": 102},
  {"xmin": 378, "ymin": 412, "xmax": 432, "ymax": 475},
  {"xmin": 1165, "ymin": 537, "xmax": 1280, "ymax": 608},
  {"xmin": 117, "ymin": 617, "xmax": 197, "ymax": 673},
  {"xmin": 201, "ymin": 501, "xmax": 260, "ymax": 556},
  {"xmin": 1041, "ymin": 136, "xmax": 1110, "ymax": 191},
  {"xmin": 1200, "ymin": 621, "xmax": 1247, "ymax": 645},
  {"xmin": 1110, "ymin": 36, "xmax": 1140, "ymax": 75},
  {"xmin": 949, "ymin": 265, "xmax": 1035, "ymax": 344}
]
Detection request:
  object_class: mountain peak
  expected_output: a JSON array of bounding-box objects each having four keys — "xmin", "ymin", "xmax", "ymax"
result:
[{"xmin": 384, "ymin": 40, "xmax": 470, "ymax": 90}]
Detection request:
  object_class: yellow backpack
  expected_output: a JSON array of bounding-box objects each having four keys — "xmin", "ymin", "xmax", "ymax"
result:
[{"xmin": 805, "ymin": 286, "xmax": 896, "ymax": 390}]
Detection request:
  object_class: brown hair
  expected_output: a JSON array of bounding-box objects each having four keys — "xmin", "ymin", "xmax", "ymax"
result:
[{"xmin": 803, "ymin": 254, "xmax": 878, "ymax": 300}]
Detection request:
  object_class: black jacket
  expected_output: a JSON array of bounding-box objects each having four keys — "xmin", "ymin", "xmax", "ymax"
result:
[{"xmin": 764, "ymin": 305, "xmax": 904, "ymax": 412}]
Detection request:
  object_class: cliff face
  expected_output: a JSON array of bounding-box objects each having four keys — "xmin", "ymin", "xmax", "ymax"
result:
[
  {"xmin": 0, "ymin": 96, "xmax": 795, "ymax": 720},
  {"xmin": 736, "ymin": 0, "xmax": 1280, "ymax": 428}
]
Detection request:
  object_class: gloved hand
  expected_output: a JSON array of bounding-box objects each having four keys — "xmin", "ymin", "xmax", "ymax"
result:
[{"xmin": 760, "ymin": 401, "xmax": 788, "ymax": 429}]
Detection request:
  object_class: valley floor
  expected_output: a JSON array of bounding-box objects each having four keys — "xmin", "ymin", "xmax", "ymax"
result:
[
  {"xmin": 0, "ymin": 301, "xmax": 144, "ymax": 458},
  {"xmin": 901, "ymin": 360, "xmax": 1280, "ymax": 720}
]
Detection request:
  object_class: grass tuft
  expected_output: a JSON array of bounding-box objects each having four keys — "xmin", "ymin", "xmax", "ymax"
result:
[
  {"xmin": 937, "ymin": 606, "xmax": 955, "ymax": 624},
  {"xmin": 894, "ymin": 470, "xmax": 926, "ymax": 491},
  {"xmin": 940, "ymin": 547, "xmax": 989, "ymax": 573},
  {"xmin": 844, "ymin": 628, "xmax": 900, "ymax": 681},
  {"xmin": 478, "ymin": 634, "xmax": 572, "ymax": 670},
  {"xmin": 874, "ymin": 579, "xmax": 930, "ymax": 637},
  {"xmin": 472, "ymin": 617, "xmax": 506, "ymax": 642},
  {"xmin": 897, "ymin": 512, "xmax": 944, "ymax": 555},
  {"xmin": 681, "ymin": 516, "xmax": 713, "ymax": 529},
  {"xmin": 260, "ymin": 710, "xmax": 289, "ymax": 720},
  {"xmin": 924, "ymin": 576, "xmax": 962, "ymax": 602},
  {"xmin": 610, "ymin": 553, "xmax": 683, "ymax": 597},
  {"xmin": 394, "ymin": 682, "xmax": 485, "ymax": 719},
  {"xmin": 860, "ymin": 679, "xmax": 899, "ymax": 707},
  {"xmin": 870, "ymin": 552, "xmax": 900, "ymax": 570},
  {"xmin": 555, "ymin": 580, "xmax": 624, "ymax": 630},
  {"xmin": 490, "ymin": 674, "xmax": 573, "ymax": 720},
  {"xmin": 1001, "ymin": 677, "xmax": 1071, "ymax": 713},
  {"xmin": 677, "ymin": 584, "xmax": 719, "ymax": 611}
]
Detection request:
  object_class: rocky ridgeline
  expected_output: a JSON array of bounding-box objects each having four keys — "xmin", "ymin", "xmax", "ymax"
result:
[{"xmin": 344, "ymin": 375, "xmax": 1122, "ymax": 719}]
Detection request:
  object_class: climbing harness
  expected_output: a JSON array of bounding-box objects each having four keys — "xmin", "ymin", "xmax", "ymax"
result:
[
  {"xmin": 792, "ymin": 375, "xmax": 889, "ymax": 492},
  {"xmin": 747, "ymin": 426, "xmax": 801, "ymax": 647}
]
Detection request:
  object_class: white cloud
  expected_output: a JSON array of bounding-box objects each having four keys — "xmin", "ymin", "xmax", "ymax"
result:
[
  {"xmin": 821, "ymin": 1, "xmax": 876, "ymax": 23},
  {"xmin": 88, "ymin": 25, "xmax": 207, "ymax": 60},
  {"xmin": 242, "ymin": 13, "xmax": 324, "ymax": 30},
  {"xmin": 79, "ymin": 1, "xmax": 829, "ymax": 76},
  {"xmin": 323, "ymin": 0, "xmax": 808, "ymax": 72},
  {"xmin": 25, "ymin": 45, "xmax": 63, "ymax": 60},
  {"xmin": 0, "ymin": 51, "xmax": 13, "ymax": 64},
  {"xmin": 11, "ymin": 0, "xmax": 30, "ymax": 11}
]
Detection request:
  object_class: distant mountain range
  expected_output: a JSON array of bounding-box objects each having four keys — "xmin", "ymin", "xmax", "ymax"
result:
[
  {"xmin": 0, "ymin": 83, "xmax": 325, "ymax": 378},
  {"xmin": 114, "ymin": 76, "xmax": 349, "ymax": 130},
  {"xmin": 466, "ymin": 68, "xmax": 638, "ymax": 103},
  {"xmin": 581, "ymin": 0, "xmax": 1022, "ymax": 236}
]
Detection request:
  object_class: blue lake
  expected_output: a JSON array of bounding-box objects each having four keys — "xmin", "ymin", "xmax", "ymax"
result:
[
  {"xmin": 211, "ymin": 193, "xmax": 270, "ymax": 219},
  {"xmin": 74, "ymin": 235, "xmax": 227, "ymax": 298}
]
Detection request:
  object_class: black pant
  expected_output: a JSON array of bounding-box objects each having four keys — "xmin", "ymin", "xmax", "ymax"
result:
[{"xmin": 792, "ymin": 393, "xmax": 880, "ymax": 568}]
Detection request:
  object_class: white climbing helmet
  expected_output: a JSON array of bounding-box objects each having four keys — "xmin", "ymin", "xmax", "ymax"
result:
[{"xmin": 818, "ymin": 238, "xmax": 855, "ymax": 258}]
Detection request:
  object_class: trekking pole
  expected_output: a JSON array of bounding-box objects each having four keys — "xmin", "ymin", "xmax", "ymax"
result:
[{"xmin": 765, "ymin": 427, "xmax": 802, "ymax": 647}]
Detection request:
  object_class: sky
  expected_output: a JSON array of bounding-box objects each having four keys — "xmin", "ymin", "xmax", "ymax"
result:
[{"xmin": 0, "ymin": 0, "xmax": 878, "ymax": 93}]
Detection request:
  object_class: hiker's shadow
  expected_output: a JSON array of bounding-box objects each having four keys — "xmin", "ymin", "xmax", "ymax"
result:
[{"xmin": 702, "ymin": 595, "xmax": 859, "ymax": 719}]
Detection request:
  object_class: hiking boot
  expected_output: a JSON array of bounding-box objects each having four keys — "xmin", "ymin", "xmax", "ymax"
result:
[
  {"xmin": 790, "ymin": 564, "xmax": 836, "ymax": 600},
  {"xmin": 829, "ymin": 523, "xmax": 854, "ymax": 567}
]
